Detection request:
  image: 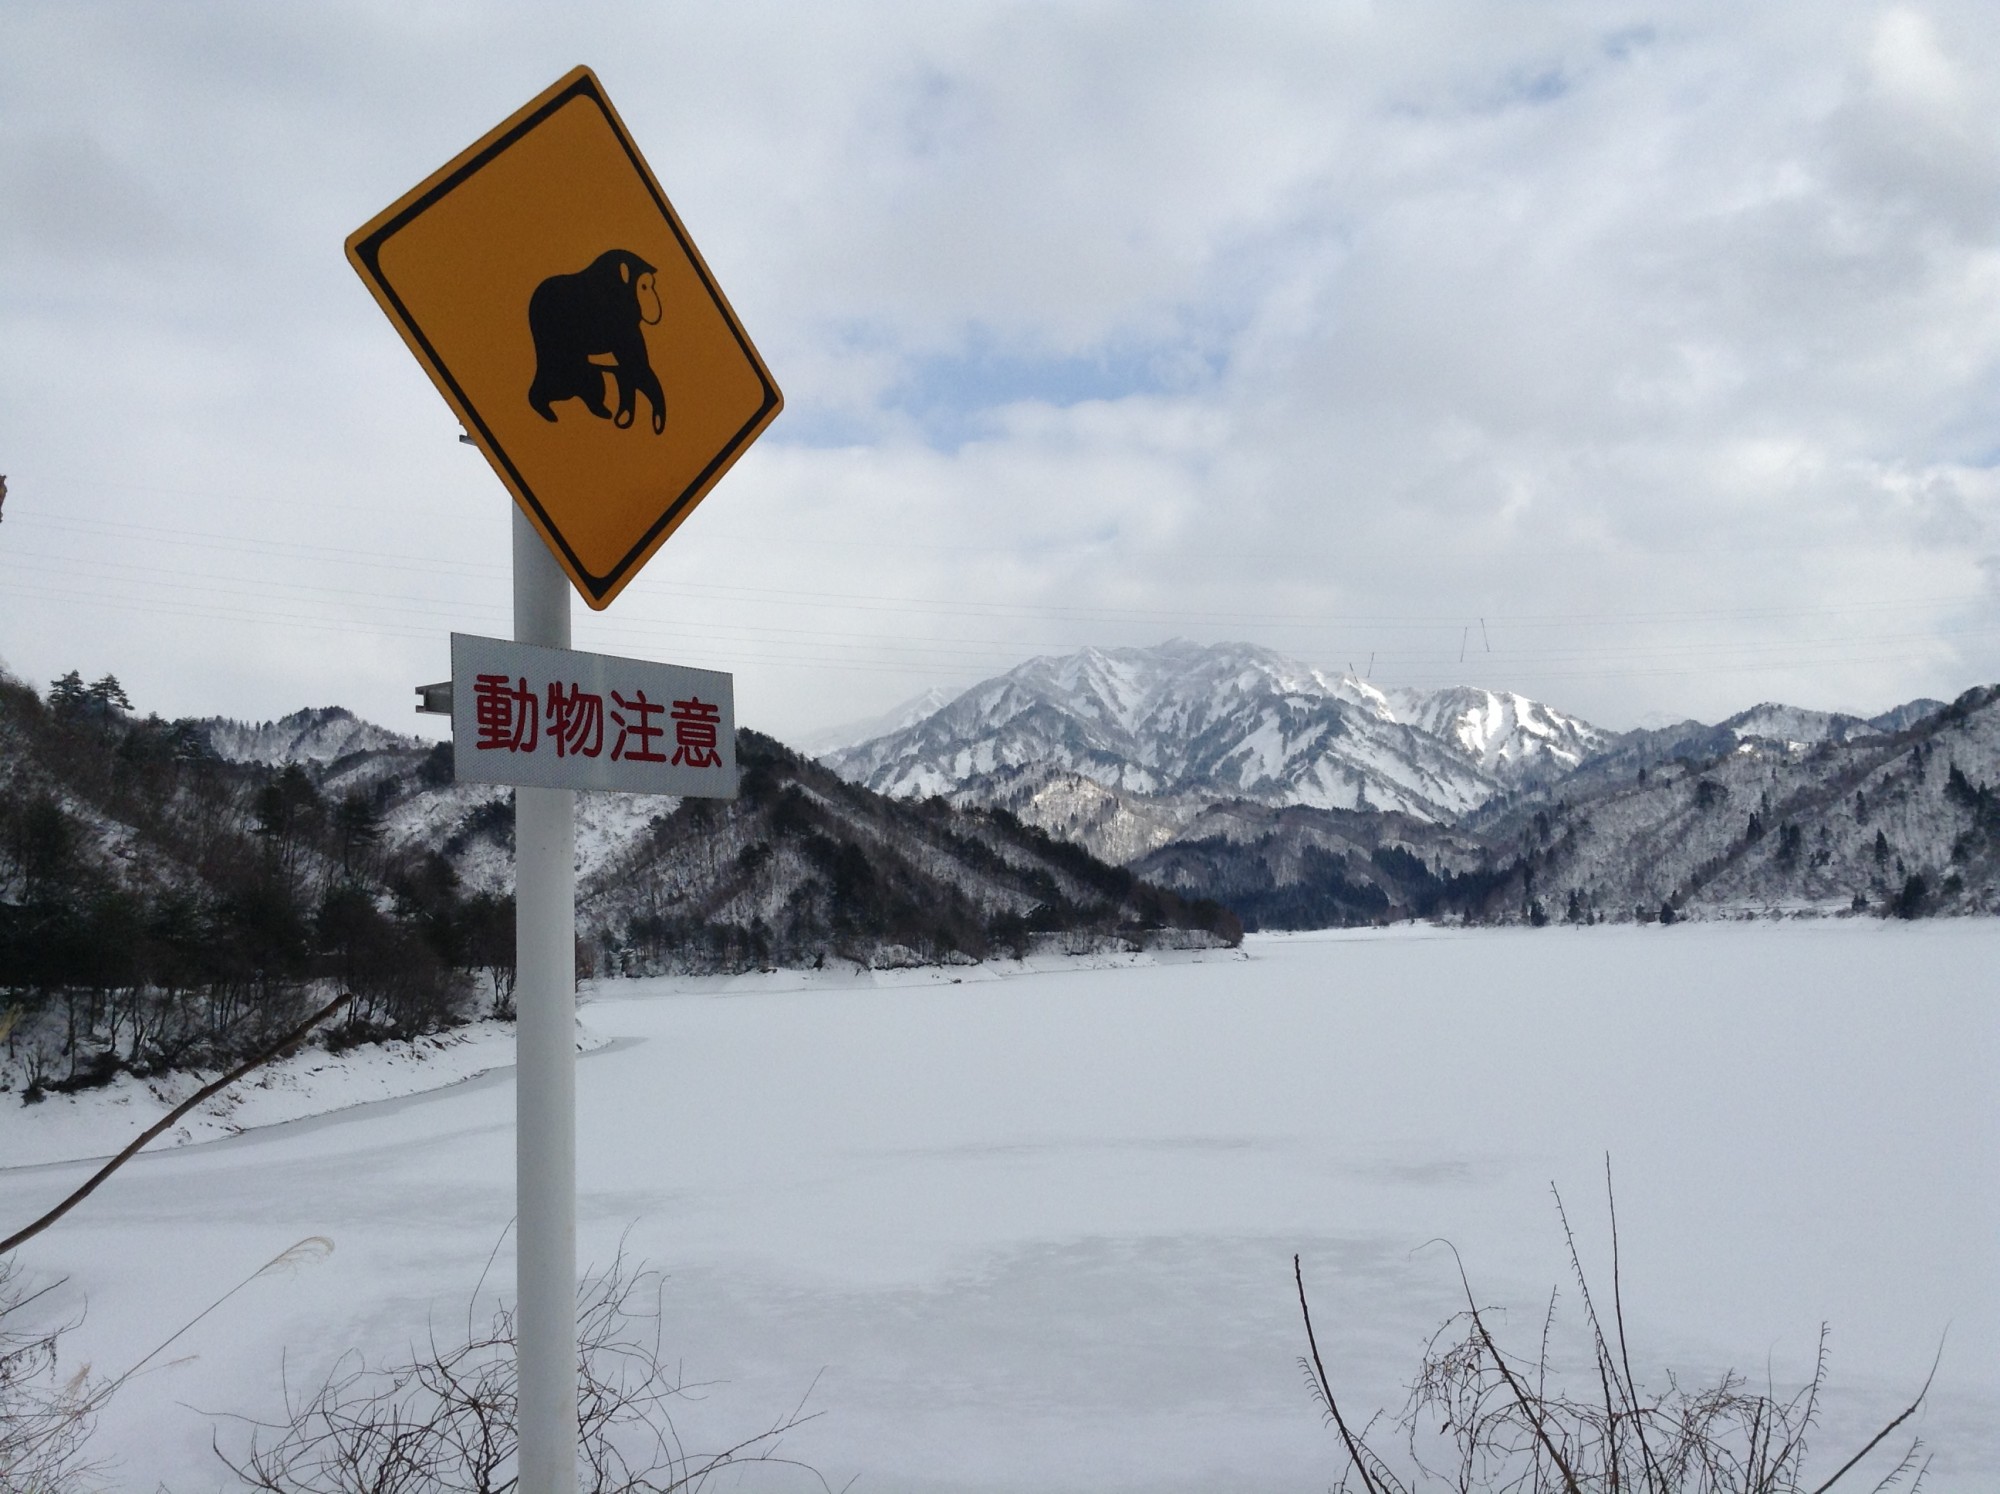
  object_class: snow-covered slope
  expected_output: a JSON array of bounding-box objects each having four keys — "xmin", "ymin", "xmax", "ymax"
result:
[
  {"xmin": 1870, "ymin": 697, "xmax": 1946, "ymax": 733},
  {"xmin": 823, "ymin": 641, "xmax": 1610, "ymax": 825},
  {"xmin": 1383, "ymin": 684, "xmax": 1612, "ymax": 783},
  {"xmin": 1130, "ymin": 685, "xmax": 2000, "ymax": 927},
  {"xmin": 799, "ymin": 685, "xmax": 965, "ymax": 758},
  {"xmin": 581, "ymin": 731, "xmax": 1239, "ymax": 975},
  {"xmin": 1714, "ymin": 697, "xmax": 1949, "ymax": 751},
  {"xmin": 1472, "ymin": 685, "xmax": 2000, "ymax": 921},
  {"xmin": 200, "ymin": 705, "xmax": 422, "ymax": 765},
  {"xmin": 1718, "ymin": 702, "xmax": 1880, "ymax": 749},
  {"xmin": 945, "ymin": 762, "xmax": 1210, "ymax": 865}
]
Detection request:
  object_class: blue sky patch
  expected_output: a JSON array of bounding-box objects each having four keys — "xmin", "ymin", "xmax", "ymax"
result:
[{"xmin": 879, "ymin": 335, "xmax": 1222, "ymax": 449}]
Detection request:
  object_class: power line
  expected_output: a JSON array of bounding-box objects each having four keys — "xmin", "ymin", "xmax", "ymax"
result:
[{"xmin": 5, "ymin": 523, "xmax": 1986, "ymax": 632}]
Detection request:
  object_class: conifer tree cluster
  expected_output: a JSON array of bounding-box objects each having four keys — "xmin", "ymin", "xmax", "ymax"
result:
[{"xmin": 0, "ymin": 672, "xmax": 511, "ymax": 1101}]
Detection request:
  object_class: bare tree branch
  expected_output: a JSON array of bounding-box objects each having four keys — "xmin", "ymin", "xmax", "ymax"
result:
[
  {"xmin": 1296, "ymin": 1253, "xmax": 1397, "ymax": 1494},
  {"xmin": 1, "ymin": 990, "xmax": 352, "ymax": 1256}
]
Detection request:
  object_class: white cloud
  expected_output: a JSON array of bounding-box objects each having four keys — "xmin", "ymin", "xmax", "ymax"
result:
[{"xmin": 0, "ymin": 1, "xmax": 1995, "ymax": 742}]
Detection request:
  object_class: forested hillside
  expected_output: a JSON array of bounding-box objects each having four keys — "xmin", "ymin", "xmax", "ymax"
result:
[
  {"xmin": 0, "ymin": 671, "xmax": 508, "ymax": 1097},
  {"xmin": 584, "ymin": 731, "xmax": 1240, "ymax": 974},
  {"xmin": 0, "ymin": 668, "xmax": 1238, "ymax": 1097},
  {"xmin": 1132, "ymin": 684, "xmax": 2000, "ymax": 929},
  {"xmin": 1474, "ymin": 684, "xmax": 2000, "ymax": 924},
  {"xmin": 1128, "ymin": 803, "xmax": 1495, "ymax": 929}
]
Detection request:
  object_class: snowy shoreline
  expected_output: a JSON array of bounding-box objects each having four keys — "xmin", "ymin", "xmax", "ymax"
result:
[
  {"xmin": 0, "ymin": 920, "xmax": 1969, "ymax": 1171},
  {"xmin": 0, "ymin": 944, "xmax": 1248, "ymax": 1170},
  {"xmin": 0, "ymin": 1018, "xmax": 544, "ymax": 1170}
]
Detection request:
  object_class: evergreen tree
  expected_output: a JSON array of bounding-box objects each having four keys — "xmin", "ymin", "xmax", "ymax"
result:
[
  {"xmin": 332, "ymin": 790, "xmax": 384, "ymax": 879},
  {"xmin": 46, "ymin": 671, "xmax": 87, "ymax": 714},
  {"xmin": 86, "ymin": 674, "xmax": 131, "ymax": 714}
]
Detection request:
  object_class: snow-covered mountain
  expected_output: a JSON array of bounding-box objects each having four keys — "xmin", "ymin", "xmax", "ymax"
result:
[
  {"xmin": 1868, "ymin": 698, "xmax": 1946, "ymax": 733},
  {"xmin": 1132, "ymin": 685, "xmax": 2000, "ymax": 927},
  {"xmin": 1718, "ymin": 702, "xmax": 1880, "ymax": 749},
  {"xmin": 1714, "ymin": 698, "xmax": 1947, "ymax": 749},
  {"xmin": 200, "ymin": 705, "xmax": 421, "ymax": 765},
  {"xmin": 1467, "ymin": 684, "xmax": 2000, "ymax": 922},
  {"xmin": 796, "ymin": 686, "xmax": 965, "ymax": 758},
  {"xmin": 821, "ymin": 641, "xmax": 1611, "ymax": 825}
]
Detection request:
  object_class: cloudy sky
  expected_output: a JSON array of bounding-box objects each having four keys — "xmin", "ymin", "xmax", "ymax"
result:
[{"xmin": 2, "ymin": 2, "xmax": 1995, "ymax": 745}]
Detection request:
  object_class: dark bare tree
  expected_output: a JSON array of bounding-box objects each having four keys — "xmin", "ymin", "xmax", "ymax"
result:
[
  {"xmin": 1296, "ymin": 1165, "xmax": 1938, "ymax": 1494},
  {"xmin": 214, "ymin": 1246, "xmax": 836, "ymax": 1494}
]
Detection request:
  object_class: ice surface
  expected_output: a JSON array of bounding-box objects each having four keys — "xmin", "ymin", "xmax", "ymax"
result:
[{"xmin": 1, "ymin": 924, "xmax": 1993, "ymax": 1491}]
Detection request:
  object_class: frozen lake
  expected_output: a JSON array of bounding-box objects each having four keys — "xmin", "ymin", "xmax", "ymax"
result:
[{"xmin": 3, "ymin": 921, "xmax": 1994, "ymax": 1490}]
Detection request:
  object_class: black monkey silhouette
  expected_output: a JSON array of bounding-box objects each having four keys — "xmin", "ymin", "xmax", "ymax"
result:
[{"xmin": 527, "ymin": 249, "xmax": 666, "ymax": 434}]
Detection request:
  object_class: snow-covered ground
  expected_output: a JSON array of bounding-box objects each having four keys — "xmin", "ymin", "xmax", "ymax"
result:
[
  {"xmin": 1, "ymin": 924, "xmax": 1993, "ymax": 1491},
  {"xmin": 0, "ymin": 1018, "xmax": 541, "ymax": 1168}
]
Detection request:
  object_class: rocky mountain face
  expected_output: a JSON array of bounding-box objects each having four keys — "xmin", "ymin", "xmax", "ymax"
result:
[
  {"xmin": 1380, "ymin": 684, "xmax": 1611, "ymax": 784},
  {"xmin": 822, "ymin": 641, "xmax": 1613, "ymax": 833}
]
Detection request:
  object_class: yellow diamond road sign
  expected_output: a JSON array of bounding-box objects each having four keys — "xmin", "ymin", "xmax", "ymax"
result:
[{"xmin": 346, "ymin": 66, "xmax": 781, "ymax": 609}]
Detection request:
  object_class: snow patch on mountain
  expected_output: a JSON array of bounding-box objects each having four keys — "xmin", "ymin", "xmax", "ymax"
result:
[
  {"xmin": 1384, "ymin": 685, "xmax": 1612, "ymax": 782},
  {"xmin": 950, "ymin": 764, "xmax": 1209, "ymax": 864}
]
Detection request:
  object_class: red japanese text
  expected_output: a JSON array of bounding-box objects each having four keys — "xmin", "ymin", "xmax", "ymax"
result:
[
  {"xmin": 473, "ymin": 673, "xmax": 538, "ymax": 752},
  {"xmin": 609, "ymin": 689, "xmax": 668, "ymax": 763},
  {"xmin": 670, "ymin": 696, "xmax": 722, "ymax": 768}
]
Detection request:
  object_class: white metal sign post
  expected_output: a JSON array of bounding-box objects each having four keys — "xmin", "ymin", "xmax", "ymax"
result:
[
  {"xmin": 512, "ymin": 511, "xmax": 578, "ymax": 1490},
  {"xmin": 457, "ymin": 552, "xmax": 739, "ymax": 1491}
]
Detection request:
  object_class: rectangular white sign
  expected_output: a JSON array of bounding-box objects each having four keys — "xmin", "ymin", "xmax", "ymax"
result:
[{"xmin": 450, "ymin": 633, "xmax": 736, "ymax": 797}]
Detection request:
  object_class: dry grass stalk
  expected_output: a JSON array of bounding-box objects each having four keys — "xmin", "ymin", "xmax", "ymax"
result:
[{"xmin": 0, "ymin": 1256, "xmax": 101, "ymax": 1491}]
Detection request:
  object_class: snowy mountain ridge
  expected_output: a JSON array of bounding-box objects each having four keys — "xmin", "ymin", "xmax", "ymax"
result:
[
  {"xmin": 822, "ymin": 641, "xmax": 1613, "ymax": 825},
  {"xmin": 199, "ymin": 704, "xmax": 422, "ymax": 765},
  {"xmin": 1128, "ymin": 684, "xmax": 2000, "ymax": 928},
  {"xmin": 796, "ymin": 685, "xmax": 965, "ymax": 758},
  {"xmin": 1714, "ymin": 699, "xmax": 1946, "ymax": 749}
]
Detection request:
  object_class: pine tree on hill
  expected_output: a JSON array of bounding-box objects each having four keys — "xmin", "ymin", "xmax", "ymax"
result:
[
  {"xmin": 46, "ymin": 670, "xmax": 87, "ymax": 714},
  {"xmin": 87, "ymin": 674, "xmax": 131, "ymax": 714}
]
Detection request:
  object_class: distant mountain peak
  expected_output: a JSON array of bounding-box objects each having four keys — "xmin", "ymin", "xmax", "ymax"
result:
[
  {"xmin": 199, "ymin": 705, "xmax": 421, "ymax": 766},
  {"xmin": 823, "ymin": 641, "xmax": 1613, "ymax": 826},
  {"xmin": 1718, "ymin": 702, "xmax": 1879, "ymax": 749}
]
